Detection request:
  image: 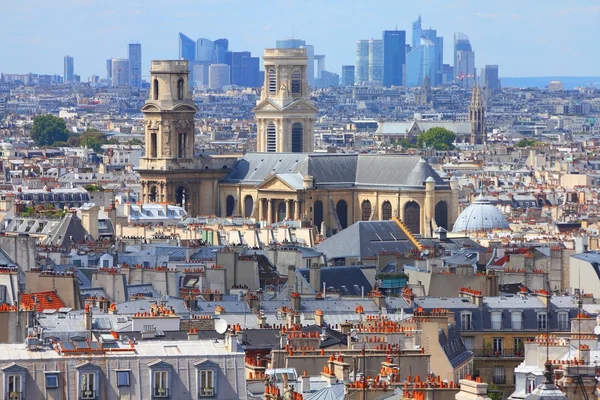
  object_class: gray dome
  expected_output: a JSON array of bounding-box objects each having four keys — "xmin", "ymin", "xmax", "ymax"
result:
[{"xmin": 452, "ymin": 195, "xmax": 510, "ymax": 233}]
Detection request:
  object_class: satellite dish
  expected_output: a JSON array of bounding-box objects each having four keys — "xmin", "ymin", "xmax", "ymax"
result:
[
  {"xmin": 594, "ymin": 325, "xmax": 600, "ymax": 336},
  {"xmin": 215, "ymin": 319, "xmax": 228, "ymax": 335},
  {"xmin": 424, "ymin": 249, "xmax": 430, "ymax": 256}
]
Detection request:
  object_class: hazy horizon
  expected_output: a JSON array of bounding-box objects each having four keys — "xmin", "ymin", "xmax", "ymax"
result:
[{"xmin": 1, "ymin": 0, "xmax": 598, "ymax": 79}]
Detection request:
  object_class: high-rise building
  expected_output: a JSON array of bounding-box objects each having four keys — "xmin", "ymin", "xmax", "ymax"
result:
[
  {"xmin": 196, "ymin": 38, "xmax": 215, "ymax": 62},
  {"xmin": 128, "ymin": 43, "xmax": 142, "ymax": 88},
  {"xmin": 481, "ymin": 65, "xmax": 499, "ymax": 90},
  {"xmin": 341, "ymin": 65, "xmax": 355, "ymax": 86},
  {"xmin": 422, "ymin": 29, "xmax": 443, "ymax": 86},
  {"xmin": 214, "ymin": 38, "xmax": 229, "ymax": 63},
  {"xmin": 355, "ymin": 40, "xmax": 369, "ymax": 85},
  {"xmin": 315, "ymin": 71, "xmax": 339, "ymax": 88},
  {"xmin": 368, "ymin": 39, "xmax": 383, "ymax": 83},
  {"xmin": 454, "ymin": 33, "xmax": 475, "ymax": 88},
  {"xmin": 412, "ymin": 16, "xmax": 422, "ymax": 49},
  {"xmin": 254, "ymin": 48, "xmax": 317, "ymax": 153},
  {"xmin": 209, "ymin": 64, "xmax": 231, "ymax": 90},
  {"xmin": 225, "ymin": 51, "xmax": 260, "ymax": 87},
  {"xmin": 106, "ymin": 59, "xmax": 113, "ymax": 80},
  {"xmin": 63, "ymin": 55, "xmax": 74, "ymax": 83},
  {"xmin": 276, "ymin": 39, "xmax": 306, "ymax": 49},
  {"xmin": 111, "ymin": 58, "xmax": 130, "ymax": 87},
  {"xmin": 383, "ymin": 30, "xmax": 406, "ymax": 87},
  {"xmin": 179, "ymin": 33, "xmax": 196, "ymax": 61},
  {"xmin": 405, "ymin": 38, "xmax": 437, "ymax": 87},
  {"xmin": 469, "ymin": 85, "xmax": 486, "ymax": 145}
]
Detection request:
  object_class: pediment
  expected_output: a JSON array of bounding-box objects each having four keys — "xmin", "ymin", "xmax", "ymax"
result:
[
  {"xmin": 1, "ymin": 362, "xmax": 26, "ymax": 373},
  {"xmin": 75, "ymin": 361, "xmax": 100, "ymax": 371},
  {"xmin": 281, "ymin": 99, "xmax": 318, "ymax": 113},
  {"xmin": 253, "ymin": 99, "xmax": 282, "ymax": 113},
  {"xmin": 194, "ymin": 359, "xmax": 219, "ymax": 369},
  {"xmin": 258, "ymin": 175, "xmax": 297, "ymax": 192},
  {"xmin": 148, "ymin": 360, "xmax": 173, "ymax": 369}
]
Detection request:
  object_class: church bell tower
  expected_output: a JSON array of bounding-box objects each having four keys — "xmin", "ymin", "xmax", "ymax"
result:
[
  {"xmin": 469, "ymin": 85, "xmax": 486, "ymax": 145},
  {"xmin": 253, "ymin": 48, "xmax": 317, "ymax": 153}
]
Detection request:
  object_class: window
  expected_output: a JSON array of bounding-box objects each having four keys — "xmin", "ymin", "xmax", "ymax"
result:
[
  {"xmin": 514, "ymin": 337, "xmax": 523, "ymax": 355},
  {"xmin": 462, "ymin": 337, "xmax": 473, "ymax": 350},
  {"xmin": 493, "ymin": 366, "xmax": 505, "ymax": 384},
  {"xmin": 150, "ymin": 133, "xmax": 157, "ymax": 158},
  {"xmin": 268, "ymin": 68, "xmax": 277, "ymax": 95},
  {"xmin": 177, "ymin": 78, "xmax": 184, "ymax": 100},
  {"xmin": 460, "ymin": 313, "xmax": 472, "ymax": 331},
  {"xmin": 199, "ymin": 369, "xmax": 215, "ymax": 397},
  {"xmin": 511, "ymin": 312, "xmax": 522, "ymax": 330},
  {"xmin": 7, "ymin": 374, "xmax": 22, "ymax": 399},
  {"xmin": 491, "ymin": 312, "xmax": 502, "ymax": 330},
  {"xmin": 291, "ymin": 69, "xmax": 301, "ymax": 95},
  {"xmin": 80, "ymin": 372, "xmax": 96, "ymax": 399},
  {"xmin": 153, "ymin": 370, "xmax": 169, "ymax": 398},
  {"xmin": 493, "ymin": 337, "xmax": 503, "ymax": 354},
  {"xmin": 381, "ymin": 201, "xmax": 392, "ymax": 220},
  {"xmin": 45, "ymin": 373, "xmax": 59, "ymax": 389},
  {"xmin": 116, "ymin": 370, "xmax": 130, "ymax": 387},
  {"xmin": 266, "ymin": 122, "xmax": 276, "ymax": 153},
  {"xmin": 291, "ymin": 122, "xmax": 303, "ymax": 153},
  {"xmin": 153, "ymin": 79, "xmax": 159, "ymax": 100},
  {"xmin": 527, "ymin": 378, "xmax": 536, "ymax": 394},
  {"xmin": 537, "ymin": 313, "xmax": 547, "ymax": 330},
  {"xmin": 361, "ymin": 200, "xmax": 372, "ymax": 221},
  {"xmin": 557, "ymin": 312, "xmax": 569, "ymax": 330}
]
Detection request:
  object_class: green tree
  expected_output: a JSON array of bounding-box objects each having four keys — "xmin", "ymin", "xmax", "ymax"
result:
[
  {"xmin": 487, "ymin": 383, "xmax": 503, "ymax": 400},
  {"xmin": 128, "ymin": 138, "xmax": 143, "ymax": 145},
  {"xmin": 31, "ymin": 114, "xmax": 69, "ymax": 146},
  {"xmin": 81, "ymin": 136, "xmax": 102, "ymax": 152},
  {"xmin": 416, "ymin": 127, "xmax": 456, "ymax": 150},
  {"xmin": 515, "ymin": 138, "xmax": 536, "ymax": 147}
]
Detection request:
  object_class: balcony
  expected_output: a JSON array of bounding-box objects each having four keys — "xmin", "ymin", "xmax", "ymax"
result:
[
  {"xmin": 200, "ymin": 387, "xmax": 215, "ymax": 397},
  {"xmin": 492, "ymin": 376, "xmax": 507, "ymax": 385},
  {"xmin": 472, "ymin": 349, "xmax": 523, "ymax": 358},
  {"xmin": 7, "ymin": 393, "xmax": 22, "ymax": 400},
  {"xmin": 153, "ymin": 388, "xmax": 170, "ymax": 398},
  {"xmin": 80, "ymin": 390, "xmax": 96, "ymax": 400}
]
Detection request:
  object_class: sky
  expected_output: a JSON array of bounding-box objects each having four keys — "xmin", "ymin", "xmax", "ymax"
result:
[{"xmin": 1, "ymin": 0, "xmax": 599, "ymax": 80}]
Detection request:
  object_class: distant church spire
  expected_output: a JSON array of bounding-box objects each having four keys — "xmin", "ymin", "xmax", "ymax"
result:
[{"xmin": 469, "ymin": 85, "xmax": 486, "ymax": 145}]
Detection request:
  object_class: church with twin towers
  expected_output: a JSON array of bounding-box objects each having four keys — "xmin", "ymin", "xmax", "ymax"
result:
[{"xmin": 137, "ymin": 47, "xmax": 460, "ymax": 237}]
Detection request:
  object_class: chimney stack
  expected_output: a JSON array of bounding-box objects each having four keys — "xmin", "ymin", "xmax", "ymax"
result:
[{"xmin": 309, "ymin": 263, "xmax": 322, "ymax": 293}]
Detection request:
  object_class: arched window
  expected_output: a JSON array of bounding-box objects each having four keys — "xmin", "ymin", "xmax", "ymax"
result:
[
  {"xmin": 176, "ymin": 187, "xmax": 186, "ymax": 207},
  {"xmin": 435, "ymin": 201, "xmax": 448, "ymax": 230},
  {"xmin": 313, "ymin": 200, "xmax": 323, "ymax": 232},
  {"xmin": 244, "ymin": 196, "xmax": 254, "ymax": 218},
  {"xmin": 277, "ymin": 202, "xmax": 286, "ymax": 222},
  {"xmin": 291, "ymin": 122, "xmax": 303, "ymax": 153},
  {"xmin": 404, "ymin": 201, "xmax": 421, "ymax": 234},
  {"xmin": 268, "ymin": 68, "xmax": 277, "ymax": 95},
  {"xmin": 150, "ymin": 132, "xmax": 157, "ymax": 158},
  {"xmin": 178, "ymin": 132, "xmax": 186, "ymax": 158},
  {"xmin": 266, "ymin": 122, "xmax": 276, "ymax": 152},
  {"xmin": 149, "ymin": 186, "xmax": 158, "ymax": 203},
  {"xmin": 361, "ymin": 200, "xmax": 372, "ymax": 221},
  {"xmin": 291, "ymin": 69, "xmax": 301, "ymax": 95},
  {"xmin": 225, "ymin": 195, "xmax": 235, "ymax": 217},
  {"xmin": 336, "ymin": 200, "xmax": 348, "ymax": 229},
  {"xmin": 382, "ymin": 201, "xmax": 392, "ymax": 220},
  {"xmin": 177, "ymin": 78, "xmax": 184, "ymax": 100},
  {"xmin": 153, "ymin": 79, "xmax": 159, "ymax": 100}
]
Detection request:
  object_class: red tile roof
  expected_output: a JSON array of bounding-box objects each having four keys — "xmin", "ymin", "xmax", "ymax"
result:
[{"xmin": 21, "ymin": 291, "xmax": 65, "ymax": 311}]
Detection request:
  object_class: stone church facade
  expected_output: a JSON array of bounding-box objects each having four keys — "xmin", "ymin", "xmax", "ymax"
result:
[{"xmin": 138, "ymin": 53, "xmax": 459, "ymax": 237}]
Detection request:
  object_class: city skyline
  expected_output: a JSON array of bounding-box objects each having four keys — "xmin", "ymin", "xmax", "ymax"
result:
[{"xmin": 0, "ymin": 0, "xmax": 599, "ymax": 79}]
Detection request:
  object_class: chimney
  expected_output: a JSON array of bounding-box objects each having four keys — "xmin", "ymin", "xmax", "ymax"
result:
[
  {"xmin": 123, "ymin": 202, "xmax": 132, "ymax": 217},
  {"xmin": 279, "ymin": 332, "xmax": 288, "ymax": 349},
  {"xmin": 372, "ymin": 290, "xmax": 386, "ymax": 310},
  {"xmin": 309, "ymin": 263, "xmax": 322, "ymax": 293},
  {"xmin": 84, "ymin": 304, "xmax": 92, "ymax": 331},
  {"xmin": 457, "ymin": 378, "xmax": 492, "ymax": 399},
  {"xmin": 107, "ymin": 200, "xmax": 116, "ymax": 229},
  {"xmin": 578, "ymin": 344, "xmax": 590, "ymax": 365},
  {"xmin": 536, "ymin": 289, "xmax": 550, "ymax": 307},
  {"xmin": 339, "ymin": 321, "xmax": 352, "ymax": 335},
  {"xmin": 300, "ymin": 371, "xmax": 311, "ymax": 393},
  {"xmin": 80, "ymin": 205, "xmax": 100, "ymax": 240},
  {"xmin": 314, "ymin": 309, "xmax": 324, "ymax": 327},
  {"xmin": 187, "ymin": 329, "xmax": 199, "ymax": 341},
  {"xmin": 225, "ymin": 330, "xmax": 238, "ymax": 353},
  {"xmin": 287, "ymin": 265, "xmax": 295, "ymax": 297},
  {"xmin": 332, "ymin": 355, "xmax": 351, "ymax": 382},
  {"xmin": 186, "ymin": 245, "xmax": 194, "ymax": 262},
  {"xmin": 258, "ymin": 312, "xmax": 267, "ymax": 328},
  {"xmin": 402, "ymin": 287, "xmax": 415, "ymax": 306},
  {"xmin": 290, "ymin": 292, "xmax": 301, "ymax": 311}
]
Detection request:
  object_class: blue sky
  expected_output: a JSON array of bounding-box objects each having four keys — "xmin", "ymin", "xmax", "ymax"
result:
[{"xmin": 1, "ymin": 0, "xmax": 598, "ymax": 79}]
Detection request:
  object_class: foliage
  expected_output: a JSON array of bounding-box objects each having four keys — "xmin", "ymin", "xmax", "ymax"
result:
[
  {"xmin": 67, "ymin": 135, "xmax": 81, "ymax": 147},
  {"xmin": 487, "ymin": 383, "xmax": 503, "ymax": 400},
  {"xmin": 128, "ymin": 138, "xmax": 143, "ymax": 145},
  {"xmin": 80, "ymin": 129, "xmax": 109, "ymax": 152},
  {"xmin": 515, "ymin": 138, "xmax": 536, "ymax": 147},
  {"xmin": 84, "ymin": 184, "xmax": 104, "ymax": 192},
  {"xmin": 416, "ymin": 127, "xmax": 456, "ymax": 150},
  {"xmin": 107, "ymin": 138, "xmax": 119, "ymax": 144},
  {"xmin": 31, "ymin": 114, "xmax": 69, "ymax": 146},
  {"xmin": 376, "ymin": 272, "xmax": 408, "ymax": 280},
  {"xmin": 53, "ymin": 141, "xmax": 69, "ymax": 147},
  {"xmin": 394, "ymin": 138, "xmax": 417, "ymax": 149}
]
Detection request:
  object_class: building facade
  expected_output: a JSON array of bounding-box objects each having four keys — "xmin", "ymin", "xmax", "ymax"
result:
[
  {"xmin": 481, "ymin": 65, "xmax": 499, "ymax": 90},
  {"xmin": 63, "ymin": 56, "xmax": 74, "ymax": 83},
  {"xmin": 382, "ymin": 30, "xmax": 406, "ymax": 87},
  {"xmin": 178, "ymin": 33, "xmax": 196, "ymax": 61},
  {"xmin": 254, "ymin": 48, "xmax": 317, "ymax": 153},
  {"xmin": 368, "ymin": 39, "xmax": 383, "ymax": 83},
  {"xmin": 454, "ymin": 33, "xmax": 476, "ymax": 88},
  {"xmin": 406, "ymin": 38, "xmax": 436, "ymax": 87},
  {"xmin": 111, "ymin": 59, "xmax": 130, "ymax": 87},
  {"xmin": 128, "ymin": 43, "xmax": 142, "ymax": 88},
  {"xmin": 341, "ymin": 65, "xmax": 355, "ymax": 87},
  {"xmin": 469, "ymin": 85, "xmax": 486, "ymax": 145},
  {"xmin": 208, "ymin": 64, "xmax": 230, "ymax": 90},
  {"xmin": 355, "ymin": 40, "xmax": 369, "ymax": 85}
]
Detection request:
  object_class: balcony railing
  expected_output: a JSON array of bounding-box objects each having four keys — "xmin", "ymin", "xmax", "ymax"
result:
[
  {"xmin": 80, "ymin": 390, "xmax": 96, "ymax": 400},
  {"xmin": 153, "ymin": 388, "xmax": 170, "ymax": 398},
  {"xmin": 472, "ymin": 349, "xmax": 524, "ymax": 358},
  {"xmin": 492, "ymin": 376, "xmax": 507, "ymax": 385},
  {"xmin": 200, "ymin": 387, "xmax": 215, "ymax": 397},
  {"xmin": 7, "ymin": 392, "xmax": 22, "ymax": 400}
]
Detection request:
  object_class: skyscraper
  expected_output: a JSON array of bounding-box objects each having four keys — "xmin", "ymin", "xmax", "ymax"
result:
[
  {"xmin": 214, "ymin": 38, "xmax": 229, "ymax": 63},
  {"xmin": 355, "ymin": 40, "xmax": 369, "ymax": 85},
  {"xmin": 368, "ymin": 39, "xmax": 383, "ymax": 83},
  {"xmin": 341, "ymin": 65, "xmax": 355, "ymax": 87},
  {"xmin": 383, "ymin": 30, "xmax": 406, "ymax": 87},
  {"xmin": 422, "ymin": 28, "xmax": 443, "ymax": 86},
  {"xmin": 209, "ymin": 64, "xmax": 230, "ymax": 90},
  {"xmin": 405, "ymin": 38, "xmax": 436, "ymax": 87},
  {"xmin": 454, "ymin": 33, "xmax": 475, "ymax": 88},
  {"xmin": 225, "ymin": 51, "xmax": 260, "ymax": 87},
  {"xmin": 111, "ymin": 58, "xmax": 129, "ymax": 87},
  {"xmin": 481, "ymin": 65, "xmax": 499, "ymax": 90},
  {"xmin": 178, "ymin": 33, "xmax": 196, "ymax": 61},
  {"xmin": 128, "ymin": 43, "xmax": 142, "ymax": 88},
  {"xmin": 196, "ymin": 38, "xmax": 215, "ymax": 62},
  {"xmin": 412, "ymin": 16, "xmax": 422, "ymax": 49},
  {"xmin": 106, "ymin": 59, "xmax": 113, "ymax": 80},
  {"xmin": 63, "ymin": 55, "xmax": 74, "ymax": 83}
]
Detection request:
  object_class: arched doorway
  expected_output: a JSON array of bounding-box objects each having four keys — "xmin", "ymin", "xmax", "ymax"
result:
[
  {"xmin": 314, "ymin": 201, "xmax": 323, "ymax": 232},
  {"xmin": 244, "ymin": 195, "xmax": 253, "ymax": 218},
  {"xmin": 176, "ymin": 186, "xmax": 186, "ymax": 208},
  {"xmin": 336, "ymin": 200, "xmax": 348, "ymax": 229},
  {"xmin": 149, "ymin": 186, "xmax": 158, "ymax": 203},
  {"xmin": 277, "ymin": 201, "xmax": 286, "ymax": 222},
  {"xmin": 225, "ymin": 195, "xmax": 235, "ymax": 217},
  {"xmin": 381, "ymin": 201, "xmax": 392, "ymax": 220},
  {"xmin": 361, "ymin": 200, "xmax": 372, "ymax": 221},
  {"xmin": 435, "ymin": 201, "xmax": 448, "ymax": 230},
  {"xmin": 404, "ymin": 201, "xmax": 421, "ymax": 234}
]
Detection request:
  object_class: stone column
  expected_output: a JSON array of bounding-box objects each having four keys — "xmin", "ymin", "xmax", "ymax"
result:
[
  {"xmin": 294, "ymin": 200, "xmax": 300, "ymax": 220},
  {"xmin": 424, "ymin": 178, "xmax": 435, "ymax": 238},
  {"xmin": 267, "ymin": 199, "xmax": 273, "ymax": 224},
  {"xmin": 258, "ymin": 198, "xmax": 264, "ymax": 221},
  {"xmin": 286, "ymin": 200, "xmax": 292, "ymax": 220}
]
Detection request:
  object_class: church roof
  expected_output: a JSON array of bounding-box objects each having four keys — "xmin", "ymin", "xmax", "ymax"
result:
[{"xmin": 223, "ymin": 153, "xmax": 449, "ymax": 190}]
